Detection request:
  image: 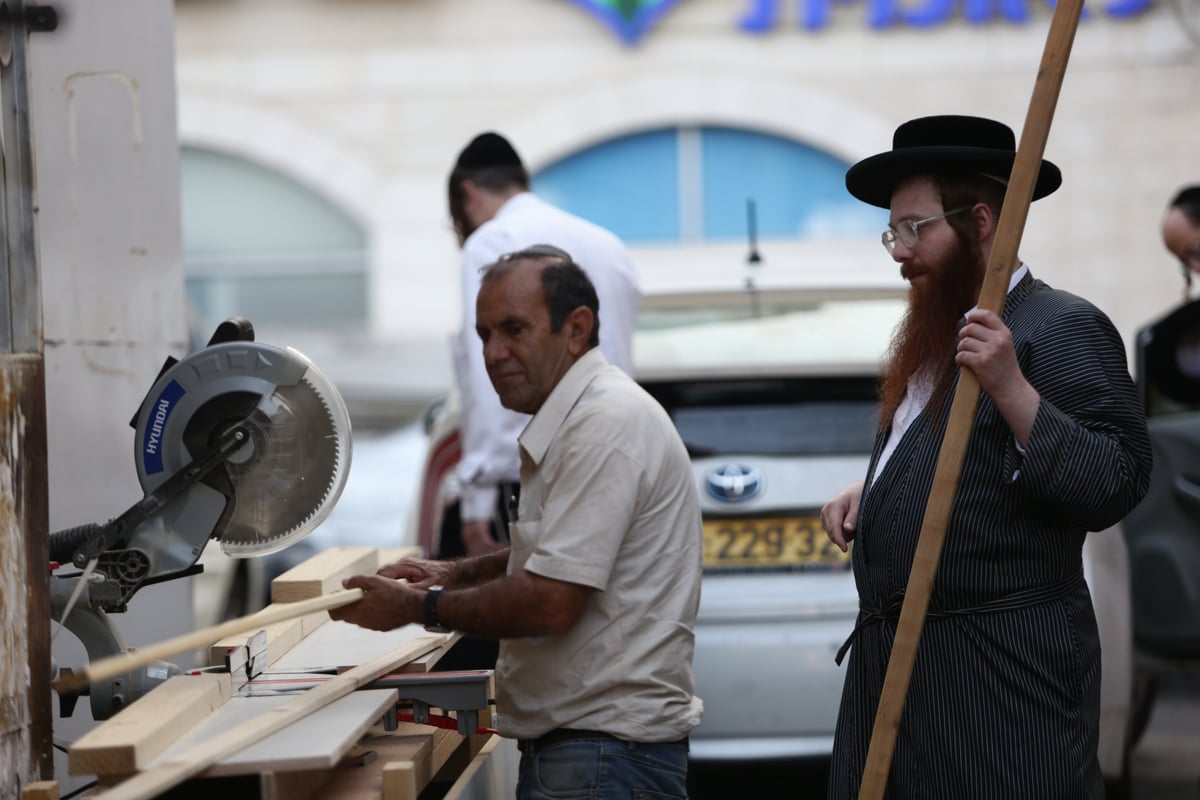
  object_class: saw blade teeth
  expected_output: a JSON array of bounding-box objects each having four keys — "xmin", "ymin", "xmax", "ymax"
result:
[{"xmin": 219, "ymin": 366, "xmax": 352, "ymax": 557}]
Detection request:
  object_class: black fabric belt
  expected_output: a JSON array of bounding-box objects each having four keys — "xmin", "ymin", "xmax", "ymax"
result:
[
  {"xmin": 516, "ymin": 729, "xmax": 689, "ymax": 755},
  {"xmin": 835, "ymin": 570, "xmax": 1087, "ymax": 666}
]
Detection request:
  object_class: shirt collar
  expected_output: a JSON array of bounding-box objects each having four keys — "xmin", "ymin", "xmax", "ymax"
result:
[
  {"xmin": 966, "ymin": 262, "xmax": 1029, "ymax": 319},
  {"xmin": 519, "ymin": 348, "xmax": 608, "ymax": 466},
  {"xmin": 495, "ymin": 191, "xmax": 537, "ymax": 221},
  {"xmin": 1007, "ymin": 262, "xmax": 1029, "ymax": 292}
]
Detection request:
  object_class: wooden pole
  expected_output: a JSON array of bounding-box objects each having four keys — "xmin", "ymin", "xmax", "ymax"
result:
[
  {"xmin": 857, "ymin": 1, "xmax": 1085, "ymax": 796},
  {"xmin": 51, "ymin": 588, "xmax": 365, "ymax": 694}
]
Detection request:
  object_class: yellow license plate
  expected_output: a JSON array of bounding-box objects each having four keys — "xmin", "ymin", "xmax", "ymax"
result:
[{"xmin": 702, "ymin": 517, "xmax": 850, "ymax": 570}]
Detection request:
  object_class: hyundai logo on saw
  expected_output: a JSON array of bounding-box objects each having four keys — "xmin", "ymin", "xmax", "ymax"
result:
[{"xmin": 706, "ymin": 463, "xmax": 764, "ymax": 503}]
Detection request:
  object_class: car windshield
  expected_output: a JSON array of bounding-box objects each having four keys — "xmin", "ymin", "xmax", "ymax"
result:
[
  {"xmin": 634, "ymin": 295, "xmax": 906, "ymax": 378},
  {"xmin": 633, "ymin": 292, "xmax": 894, "ymax": 457},
  {"xmin": 673, "ymin": 400, "xmax": 878, "ymax": 457},
  {"xmin": 643, "ymin": 375, "xmax": 881, "ymax": 457}
]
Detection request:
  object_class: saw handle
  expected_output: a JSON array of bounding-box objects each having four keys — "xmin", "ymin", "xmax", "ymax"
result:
[{"xmin": 49, "ymin": 522, "xmax": 104, "ymax": 565}]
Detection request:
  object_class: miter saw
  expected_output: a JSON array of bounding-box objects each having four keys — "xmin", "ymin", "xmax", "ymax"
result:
[{"xmin": 50, "ymin": 318, "xmax": 352, "ymax": 720}]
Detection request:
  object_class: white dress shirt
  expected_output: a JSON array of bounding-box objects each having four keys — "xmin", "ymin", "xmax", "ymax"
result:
[{"xmin": 451, "ymin": 192, "xmax": 640, "ymax": 522}]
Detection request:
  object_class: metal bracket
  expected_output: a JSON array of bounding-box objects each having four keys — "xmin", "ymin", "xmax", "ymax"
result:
[
  {"xmin": 225, "ymin": 629, "xmax": 270, "ymax": 692},
  {"xmin": 0, "ymin": 3, "xmax": 58, "ymax": 35},
  {"xmin": 367, "ymin": 670, "xmax": 493, "ymax": 736}
]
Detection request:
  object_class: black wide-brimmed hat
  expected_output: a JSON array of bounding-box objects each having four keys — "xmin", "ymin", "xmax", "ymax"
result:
[{"xmin": 845, "ymin": 115, "xmax": 1062, "ymax": 209}]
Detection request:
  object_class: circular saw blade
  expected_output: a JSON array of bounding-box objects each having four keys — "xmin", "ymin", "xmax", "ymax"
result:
[
  {"xmin": 217, "ymin": 351, "xmax": 352, "ymax": 557},
  {"xmin": 134, "ymin": 342, "xmax": 352, "ymax": 560}
]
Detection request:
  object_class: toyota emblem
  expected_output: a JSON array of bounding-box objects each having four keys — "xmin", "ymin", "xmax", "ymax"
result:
[{"xmin": 705, "ymin": 463, "xmax": 764, "ymax": 503}]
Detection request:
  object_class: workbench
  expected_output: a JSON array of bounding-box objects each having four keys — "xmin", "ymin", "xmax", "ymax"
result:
[{"xmin": 61, "ymin": 546, "xmax": 518, "ymax": 800}]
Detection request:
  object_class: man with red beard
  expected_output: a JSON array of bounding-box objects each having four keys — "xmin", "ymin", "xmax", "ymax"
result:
[{"xmin": 819, "ymin": 115, "xmax": 1152, "ymax": 798}]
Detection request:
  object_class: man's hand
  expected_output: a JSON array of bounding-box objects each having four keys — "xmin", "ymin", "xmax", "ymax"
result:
[
  {"xmin": 820, "ymin": 480, "xmax": 864, "ymax": 553},
  {"xmin": 955, "ymin": 309, "xmax": 1020, "ymax": 394},
  {"xmin": 377, "ymin": 557, "xmax": 454, "ymax": 589},
  {"xmin": 328, "ymin": 574, "xmax": 423, "ymax": 631},
  {"xmin": 957, "ymin": 309, "xmax": 1039, "ymax": 446},
  {"xmin": 462, "ymin": 520, "xmax": 504, "ymax": 555}
]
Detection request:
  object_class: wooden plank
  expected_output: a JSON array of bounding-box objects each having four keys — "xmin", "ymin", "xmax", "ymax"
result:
[
  {"xmin": 398, "ymin": 633, "xmax": 461, "ymax": 674},
  {"xmin": 433, "ymin": 736, "xmax": 473, "ymax": 786},
  {"xmin": 53, "ymin": 590, "xmax": 365, "ymax": 694},
  {"xmin": 20, "ymin": 781, "xmax": 59, "ymax": 800},
  {"xmin": 301, "ymin": 608, "xmax": 333, "ymax": 638},
  {"xmin": 207, "ymin": 612, "xmax": 316, "ymax": 669},
  {"xmin": 7, "ymin": 358, "xmax": 56, "ymax": 789},
  {"xmin": 272, "ymin": 621, "xmax": 444, "ymax": 672},
  {"xmin": 69, "ymin": 673, "xmax": 231, "ymax": 776},
  {"xmin": 91, "ymin": 635, "xmax": 442, "ymax": 800},
  {"xmin": 312, "ymin": 723, "xmax": 460, "ymax": 800},
  {"xmin": 144, "ymin": 689, "xmax": 398, "ymax": 776},
  {"xmin": 208, "ymin": 546, "xmax": 424, "ymax": 671},
  {"xmin": 442, "ymin": 736, "xmax": 515, "ymax": 800},
  {"xmin": 382, "ymin": 761, "xmax": 418, "ymax": 800},
  {"xmin": 271, "ymin": 546, "xmax": 379, "ymax": 603},
  {"xmin": 260, "ymin": 767, "xmax": 333, "ymax": 800},
  {"xmin": 208, "ymin": 615, "xmax": 304, "ymax": 669}
]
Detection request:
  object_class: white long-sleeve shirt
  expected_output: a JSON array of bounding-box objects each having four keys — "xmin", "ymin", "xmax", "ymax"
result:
[{"xmin": 451, "ymin": 192, "xmax": 641, "ymax": 521}]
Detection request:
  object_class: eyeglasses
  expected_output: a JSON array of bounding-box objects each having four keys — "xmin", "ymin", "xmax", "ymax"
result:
[{"xmin": 882, "ymin": 207, "xmax": 971, "ymax": 255}]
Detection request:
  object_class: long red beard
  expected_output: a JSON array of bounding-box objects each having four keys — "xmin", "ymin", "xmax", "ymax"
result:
[{"xmin": 878, "ymin": 234, "xmax": 986, "ymax": 429}]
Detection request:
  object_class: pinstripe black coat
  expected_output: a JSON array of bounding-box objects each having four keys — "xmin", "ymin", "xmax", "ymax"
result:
[{"xmin": 829, "ymin": 273, "xmax": 1153, "ymax": 799}]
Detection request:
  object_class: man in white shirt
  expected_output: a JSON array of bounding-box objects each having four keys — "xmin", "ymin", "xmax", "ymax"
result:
[
  {"xmin": 444, "ymin": 132, "xmax": 640, "ymax": 560},
  {"xmin": 332, "ymin": 247, "xmax": 702, "ymax": 799}
]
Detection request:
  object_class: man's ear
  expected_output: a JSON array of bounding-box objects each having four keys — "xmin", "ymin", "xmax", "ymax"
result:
[
  {"xmin": 973, "ymin": 202, "xmax": 997, "ymax": 244},
  {"xmin": 460, "ymin": 179, "xmax": 482, "ymax": 208},
  {"xmin": 565, "ymin": 306, "xmax": 595, "ymax": 356}
]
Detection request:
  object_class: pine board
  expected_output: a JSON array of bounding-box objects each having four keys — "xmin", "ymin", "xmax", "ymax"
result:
[
  {"xmin": 144, "ymin": 689, "xmax": 398, "ymax": 776},
  {"xmin": 271, "ymin": 621, "xmax": 441, "ymax": 672},
  {"xmin": 69, "ymin": 673, "xmax": 231, "ymax": 776}
]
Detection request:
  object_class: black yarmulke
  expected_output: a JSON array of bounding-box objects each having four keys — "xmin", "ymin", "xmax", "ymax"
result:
[{"xmin": 455, "ymin": 132, "xmax": 523, "ymax": 170}]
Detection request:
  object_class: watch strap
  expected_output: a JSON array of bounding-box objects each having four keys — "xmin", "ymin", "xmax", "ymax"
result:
[{"xmin": 424, "ymin": 585, "xmax": 450, "ymax": 633}]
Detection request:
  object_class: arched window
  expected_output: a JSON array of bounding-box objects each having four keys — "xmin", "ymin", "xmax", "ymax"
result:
[
  {"xmin": 533, "ymin": 127, "xmax": 882, "ymax": 245},
  {"xmin": 180, "ymin": 147, "xmax": 368, "ymax": 336}
]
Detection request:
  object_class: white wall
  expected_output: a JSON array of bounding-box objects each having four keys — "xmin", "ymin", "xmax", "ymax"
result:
[
  {"xmin": 29, "ymin": 0, "xmax": 191, "ymax": 791},
  {"xmin": 173, "ymin": 0, "xmax": 1200, "ymax": 386}
]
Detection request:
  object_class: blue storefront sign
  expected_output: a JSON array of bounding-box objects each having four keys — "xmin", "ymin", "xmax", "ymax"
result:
[{"xmin": 567, "ymin": 0, "xmax": 1152, "ymax": 45}]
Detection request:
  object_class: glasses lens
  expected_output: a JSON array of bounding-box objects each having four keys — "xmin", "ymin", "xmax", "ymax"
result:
[
  {"xmin": 882, "ymin": 230, "xmax": 897, "ymax": 253},
  {"xmin": 898, "ymin": 221, "xmax": 920, "ymax": 249}
]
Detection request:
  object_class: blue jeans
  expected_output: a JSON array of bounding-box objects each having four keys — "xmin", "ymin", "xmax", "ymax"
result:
[{"xmin": 516, "ymin": 734, "xmax": 689, "ymax": 799}]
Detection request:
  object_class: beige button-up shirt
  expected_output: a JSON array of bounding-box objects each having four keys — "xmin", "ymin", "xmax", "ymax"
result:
[{"xmin": 495, "ymin": 348, "xmax": 704, "ymax": 742}]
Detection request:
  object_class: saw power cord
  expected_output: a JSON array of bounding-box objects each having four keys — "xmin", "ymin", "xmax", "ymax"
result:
[{"xmin": 51, "ymin": 556, "xmax": 99, "ymax": 645}]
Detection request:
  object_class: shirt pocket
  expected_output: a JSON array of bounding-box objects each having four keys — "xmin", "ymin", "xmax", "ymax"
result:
[{"xmin": 508, "ymin": 519, "xmax": 541, "ymax": 573}]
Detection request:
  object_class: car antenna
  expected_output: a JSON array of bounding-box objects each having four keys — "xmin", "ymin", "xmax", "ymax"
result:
[{"xmin": 745, "ymin": 197, "xmax": 763, "ymax": 318}]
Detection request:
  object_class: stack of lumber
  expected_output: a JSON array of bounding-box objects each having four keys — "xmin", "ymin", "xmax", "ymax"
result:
[{"xmin": 63, "ymin": 546, "xmax": 511, "ymax": 800}]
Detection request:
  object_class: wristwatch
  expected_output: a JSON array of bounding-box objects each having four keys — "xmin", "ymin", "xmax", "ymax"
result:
[{"xmin": 423, "ymin": 585, "xmax": 452, "ymax": 633}]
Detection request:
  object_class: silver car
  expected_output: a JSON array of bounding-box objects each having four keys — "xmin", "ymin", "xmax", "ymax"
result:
[{"xmin": 632, "ymin": 294, "xmax": 897, "ymax": 762}]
